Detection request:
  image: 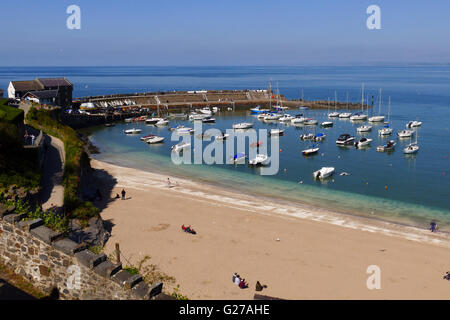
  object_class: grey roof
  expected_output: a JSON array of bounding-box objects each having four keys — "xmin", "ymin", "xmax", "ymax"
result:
[
  {"xmin": 24, "ymin": 90, "xmax": 59, "ymax": 99},
  {"xmin": 37, "ymin": 78, "xmax": 72, "ymax": 88},
  {"xmin": 11, "ymin": 80, "xmax": 44, "ymax": 91}
]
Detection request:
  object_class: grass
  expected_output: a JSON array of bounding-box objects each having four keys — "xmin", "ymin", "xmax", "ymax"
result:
[
  {"xmin": 0, "ymin": 99, "xmax": 24, "ymax": 124},
  {"xmin": 25, "ymin": 107, "xmax": 98, "ymax": 223}
]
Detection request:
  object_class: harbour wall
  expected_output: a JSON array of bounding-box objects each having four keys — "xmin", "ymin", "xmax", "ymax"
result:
[{"xmin": 0, "ymin": 211, "xmax": 163, "ymax": 300}]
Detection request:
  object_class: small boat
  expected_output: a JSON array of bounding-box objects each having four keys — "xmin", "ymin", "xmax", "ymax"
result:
[
  {"xmin": 212, "ymin": 107, "xmax": 219, "ymax": 113},
  {"xmin": 140, "ymin": 134, "xmax": 155, "ymax": 141},
  {"xmin": 369, "ymin": 88, "xmax": 385, "ymax": 122},
  {"xmin": 273, "ymin": 105, "xmax": 289, "ymax": 111},
  {"xmin": 397, "ymin": 129, "xmax": 414, "ymax": 138},
  {"xmin": 378, "ymin": 125, "xmax": 393, "ymax": 136},
  {"xmin": 124, "ymin": 128, "xmax": 142, "ymax": 134},
  {"xmin": 145, "ymin": 117, "xmax": 163, "ymax": 125},
  {"xmin": 314, "ymin": 133, "xmax": 326, "ymax": 142},
  {"xmin": 249, "ymin": 154, "xmax": 269, "ymax": 166},
  {"xmin": 146, "ymin": 136, "xmax": 165, "ymax": 144},
  {"xmin": 320, "ymin": 121, "xmax": 333, "ymax": 127},
  {"xmin": 189, "ymin": 113, "xmax": 206, "ymax": 121},
  {"xmin": 202, "ymin": 116, "xmax": 216, "ymax": 123},
  {"xmin": 232, "ymin": 153, "xmax": 246, "ymax": 163},
  {"xmin": 404, "ymin": 142, "xmax": 419, "ymax": 154},
  {"xmin": 269, "ymin": 129, "xmax": 285, "ymax": 136},
  {"xmin": 377, "ymin": 140, "xmax": 396, "ymax": 152},
  {"xmin": 303, "ymin": 118, "xmax": 318, "ymax": 125},
  {"xmin": 291, "ymin": 114, "xmax": 307, "ymax": 124},
  {"xmin": 177, "ymin": 127, "xmax": 194, "ymax": 135},
  {"xmin": 350, "ymin": 113, "xmax": 367, "ymax": 121},
  {"xmin": 357, "ymin": 125, "xmax": 372, "ymax": 133},
  {"xmin": 355, "ymin": 137, "xmax": 372, "ymax": 148},
  {"xmin": 278, "ymin": 114, "xmax": 294, "ymax": 122},
  {"xmin": 233, "ymin": 122, "xmax": 253, "ymax": 129},
  {"xmin": 250, "ymin": 105, "xmax": 270, "ymax": 114},
  {"xmin": 105, "ymin": 123, "xmax": 115, "ymax": 127},
  {"xmin": 313, "ymin": 167, "xmax": 335, "ymax": 180},
  {"xmin": 257, "ymin": 112, "xmax": 270, "ymax": 120},
  {"xmin": 199, "ymin": 108, "xmax": 213, "ymax": 115},
  {"xmin": 155, "ymin": 119, "xmax": 169, "ymax": 126},
  {"xmin": 124, "ymin": 118, "xmax": 134, "ymax": 123},
  {"xmin": 169, "ymin": 125, "xmax": 185, "ymax": 131},
  {"xmin": 328, "ymin": 112, "xmax": 339, "ymax": 118},
  {"xmin": 171, "ymin": 142, "xmax": 191, "ymax": 152},
  {"xmin": 339, "ymin": 112, "xmax": 352, "ymax": 118},
  {"xmin": 406, "ymin": 121, "xmax": 422, "ymax": 128},
  {"xmin": 300, "ymin": 133, "xmax": 315, "ymax": 140},
  {"xmin": 336, "ymin": 133, "xmax": 355, "ymax": 145},
  {"xmin": 302, "ymin": 145, "xmax": 320, "ymax": 156},
  {"xmin": 215, "ymin": 133, "xmax": 230, "ymax": 141},
  {"xmin": 263, "ymin": 113, "xmax": 280, "ymax": 121}
]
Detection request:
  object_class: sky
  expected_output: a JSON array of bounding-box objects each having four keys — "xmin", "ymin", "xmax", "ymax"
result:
[{"xmin": 1, "ymin": 0, "xmax": 450, "ymax": 66}]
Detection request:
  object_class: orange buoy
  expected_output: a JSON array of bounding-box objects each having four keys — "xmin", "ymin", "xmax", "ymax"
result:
[{"xmin": 385, "ymin": 186, "xmax": 388, "ymax": 190}]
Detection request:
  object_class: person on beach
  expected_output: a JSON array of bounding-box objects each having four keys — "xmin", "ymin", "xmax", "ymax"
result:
[
  {"xmin": 239, "ymin": 279, "xmax": 248, "ymax": 289},
  {"xmin": 168, "ymin": 178, "xmax": 171, "ymax": 188},
  {"xmin": 444, "ymin": 272, "xmax": 450, "ymax": 280},
  {"xmin": 121, "ymin": 189, "xmax": 126, "ymax": 200},
  {"xmin": 430, "ymin": 221, "xmax": 437, "ymax": 232},
  {"xmin": 234, "ymin": 274, "xmax": 241, "ymax": 286}
]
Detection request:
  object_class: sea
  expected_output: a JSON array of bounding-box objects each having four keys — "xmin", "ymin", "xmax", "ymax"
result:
[{"xmin": 1, "ymin": 66, "xmax": 450, "ymax": 230}]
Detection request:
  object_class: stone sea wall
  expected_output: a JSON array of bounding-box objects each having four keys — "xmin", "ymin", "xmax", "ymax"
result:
[{"xmin": 0, "ymin": 212, "xmax": 163, "ymax": 300}]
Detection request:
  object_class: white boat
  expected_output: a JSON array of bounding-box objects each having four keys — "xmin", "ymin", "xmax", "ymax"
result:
[
  {"xmin": 397, "ymin": 129, "xmax": 414, "ymax": 138},
  {"xmin": 355, "ymin": 137, "xmax": 372, "ymax": 148},
  {"xmin": 313, "ymin": 167, "xmax": 335, "ymax": 180},
  {"xmin": 215, "ymin": 133, "xmax": 230, "ymax": 141},
  {"xmin": 368, "ymin": 88, "xmax": 385, "ymax": 122},
  {"xmin": 378, "ymin": 126, "xmax": 393, "ymax": 135},
  {"xmin": 169, "ymin": 125, "xmax": 185, "ymax": 131},
  {"xmin": 303, "ymin": 118, "xmax": 318, "ymax": 125},
  {"xmin": 336, "ymin": 134, "xmax": 355, "ymax": 145},
  {"xmin": 257, "ymin": 112, "xmax": 270, "ymax": 120},
  {"xmin": 233, "ymin": 122, "xmax": 253, "ymax": 129},
  {"xmin": 339, "ymin": 112, "xmax": 352, "ymax": 118},
  {"xmin": 189, "ymin": 113, "xmax": 206, "ymax": 121},
  {"xmin": 313, "ymin": 133, "xmax": 326, "ymax": 142},
  {"xmin": 232, "ymin": 152, "xmax": 246, "ymax": 163},
  {"xmin": 377, "ymin": 140, "xmax": 396, "ymax": 152},
  {"xmin": 249, "ymin": 154, "xmax": 269, "ymax": 166},
  {"xmin": 291, "ymin": 115, "xmax": 307, "ymax": 124},
  {"xmin": 202, "ymin": 116, "xmax": 216, "ymax": 123},
  {"xmin": 406, "ymin": 121, "xmax": 422, "ymax": 128},
  {"xmin": 350, "ymin": 83, "xmax": 368, "ymax": 121},
  {"xmin": 124, "ymin": 128, "xmax": 142, "ymax": 134},
  {"xmin": 269, "ymin": 129, "xmax": 285, "ymax": 136},
  {"xmin": 250, "ymin": 105, "xmax": 270, "ymax": 114},
  {"xmin": 300, "ymin": 133, "xmax": 315, "ymax": 140},
  {"xmin": 302, "ymin": 145, "xmax": 320, "ymax": 156},
  {"xmin": 140, "ymin": 134, "xmax": 155, "ymax": 141},
  {"xmin": 177, "ymin": 127, "xmax": 194, "ymax": 135},
  {"xmin": 212, "ymin": 107, "xmax": 219, "ymax": 113},
  {"xmin": 328, "ymin": 91, "xmax": 340, "ymax": 117},
  {"xmin": 357, "ymin": 125, "xmax": 372, "ymax": 133},
  {"xmin": 199, "ymin": 108, "xmax": 213, "ymax": 115},
  {"xmin": 404, "ymin": 143, "xmax": 419, "ymax": 154},
  {"xmin": 145, "ymin": 117, "xmax": 163, "ymax": 125},
  {"xmin": 171, "ymin": 142, "xmax": 191, "ymax": 152},
  {"xmin": 155, "ymin": 119, "xmax": 169, "ymax": 126},
  {"xmin": 278, "ymin": 114, "xmax": 294, "ymax": 122},
  {"xmin": 263, "ymin": 113, "xmax": 280, "ymax": 121},
  {"xmin": 146, "ymin": 136, "xmax": 165, "ymax": 144},
  {"xmin": 321, "ymin": 121, "xmax": 333, "ymax": 127},
  {"xmin": 124, "ymin": 118, "xmax": 134, "ymax": 123}
]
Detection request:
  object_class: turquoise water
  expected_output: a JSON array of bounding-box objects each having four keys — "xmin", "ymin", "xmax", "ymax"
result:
[{"xmin": 2, "ymin": 66, "xmax": 450, "ymax": 229}]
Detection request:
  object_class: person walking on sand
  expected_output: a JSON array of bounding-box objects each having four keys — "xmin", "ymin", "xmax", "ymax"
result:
[
  {"xmin": 121, "ymin": 188, "xmax": 126, "ymax": 200},
  {"xmin": 167, "ymin": 178, "xmax": 171, "ymax": 188}
]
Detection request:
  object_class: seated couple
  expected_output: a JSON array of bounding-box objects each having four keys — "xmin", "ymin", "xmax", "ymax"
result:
[{"xmin": 232, "ymin": 272, "xmax": 248, "ymax": 289}]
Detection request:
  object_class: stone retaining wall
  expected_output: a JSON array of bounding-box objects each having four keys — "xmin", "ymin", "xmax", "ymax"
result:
[{"xmin": 0, "ymin": 212, "xmax": 163, "ymax": 300}]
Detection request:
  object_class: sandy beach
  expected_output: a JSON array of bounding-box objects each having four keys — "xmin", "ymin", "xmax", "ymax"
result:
[{"xmin": 90, "ymin": 159, "xmax": 450, "ymax": 299}]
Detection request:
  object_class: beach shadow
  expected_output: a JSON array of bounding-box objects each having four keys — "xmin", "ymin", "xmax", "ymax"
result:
[
  {"xmin": 103, "ymin": 219, "xmax": 115, "ymax": 234},
  {"xmin": 81, "ymin": 167, "xmax": 118, "ymax": 213}
]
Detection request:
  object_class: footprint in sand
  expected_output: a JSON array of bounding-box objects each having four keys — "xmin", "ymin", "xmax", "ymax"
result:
[{"xmin": 148, "ymin": 223, "xmax": 170, "ymax": 231}]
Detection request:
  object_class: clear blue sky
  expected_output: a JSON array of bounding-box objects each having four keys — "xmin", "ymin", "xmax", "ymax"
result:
[{"xmin": 1, "ymin": 0, "xmax": 450, "ymax": 66}]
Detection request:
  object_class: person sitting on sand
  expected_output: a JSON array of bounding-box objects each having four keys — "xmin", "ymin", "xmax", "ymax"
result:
[
  {"xmin": 115, "ymin": 193, "xmax": 120, "ymax": 199},
  {"xmin": 444, "ymin": 272, "xmax": 450, "ymax": 280},
  {"xmin": 239, "ymin": 278, "xmax": 248, "ymax": 289},
  {"xmin": 234, "ymin": 274, "xmax": 241, "ymax": 286}
]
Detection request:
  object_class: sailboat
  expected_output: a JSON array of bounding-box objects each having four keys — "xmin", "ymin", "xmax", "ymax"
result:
[
  {"xmin": 328, "ymin": 91, "xmax": 339, "ymax": 118},
  {"xmin": 339, "ymin": 92, "xmax": 352, "ymax": 118},
  {"xmin": 404, "ymin": 133, "xmax": 419, "ymax": 154},
  {"xmin": 350, "ymin": 83, "xmax": 368, "ymax": 121},
  {"xmin": 368, "ymin": 89, "xmax": 385, "ymax": 122},
  {"xmin": 379, "ymin": 97, "xmax": 393, "ymax": 136}
]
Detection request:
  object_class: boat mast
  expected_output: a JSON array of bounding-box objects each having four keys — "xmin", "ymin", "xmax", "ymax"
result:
[
  {"xmin": 388, "ymin": 96, "xmax": 391, "ymax": 124},
  {"xmin": 334, "ymin": 90, "xmax": 337, "ymax": 111},
  {"xmin": 361, "ymin": 83, "xmax": 364, "ymax": 113},
  {"xmin": 378, "ymin": 88, "xmax": 382, "ymax": 116},
  {"xmin": 346, "ymin": 91, "xmax": 349, "ymax": 110}
]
